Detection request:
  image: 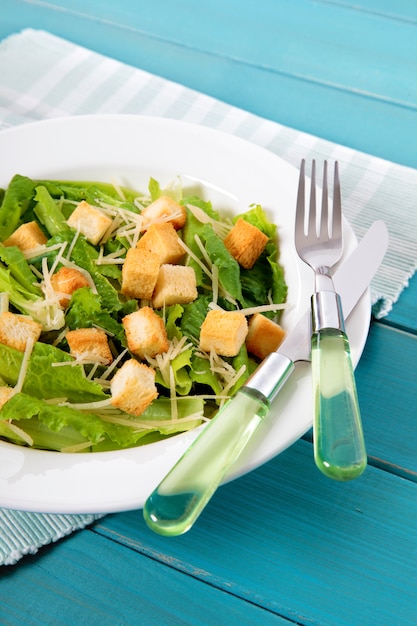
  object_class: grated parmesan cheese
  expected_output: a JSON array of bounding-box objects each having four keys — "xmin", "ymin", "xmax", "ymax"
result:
[
  {"xmin": 14, "ymin": 336, "xmax": 35, "ymax": 394},
  {"xmin": 186, "ymin": 203, "xmax": 232, "ymax": 239}
]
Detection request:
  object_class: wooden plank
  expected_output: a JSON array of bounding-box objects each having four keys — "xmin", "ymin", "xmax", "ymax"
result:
[
  {"xmin": 328, "ymin": 0, "xmax": 417, "ymax": 21},
  {"xmin": 2, "ymin": 1, "xmax": 417, "ymax": 168},
  {"xmin": 14, "ymin": 0, "xmax": 417, "ymax": 107},
  {"xmin": 0, "ymin": 530, "xmax": 289, "ymax": 625},
  {"xmin": 355, "ymin": 322, "xmax": 417, "ymax": 478},
  {"xmin": 94, "ymin": 440, "xmax": 417, "ymax": 626},
  {"xmin": 384, "ymin": 272, "xmax": 417, "ymax": 332}
]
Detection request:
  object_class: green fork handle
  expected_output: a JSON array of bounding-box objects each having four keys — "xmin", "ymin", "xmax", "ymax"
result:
[{"xmin": 311, "ymin": 327, "xmax": 367, "ymax": 481}]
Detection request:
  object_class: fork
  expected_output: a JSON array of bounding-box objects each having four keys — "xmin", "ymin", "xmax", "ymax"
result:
[{"xmin": 295, "ymin": 159, "xmax": 367, "ymax": 481}]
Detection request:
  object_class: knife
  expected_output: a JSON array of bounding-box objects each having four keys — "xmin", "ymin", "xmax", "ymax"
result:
[{"xmin": 143, "ymin": 220, "xmax": 389, "ymax": 536}]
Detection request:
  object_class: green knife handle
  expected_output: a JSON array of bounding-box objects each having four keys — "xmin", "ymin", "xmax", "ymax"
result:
[
  {"xmin": 311, "ymin": 328, "xmax": 367, "ymax": 481},
  {"xmin": 143, "ymin": 387, "xmax": 269, "ymax": 536},
  {"xmin": 144, "ymin": 351, "xmax": 294, "ymax": 536}
]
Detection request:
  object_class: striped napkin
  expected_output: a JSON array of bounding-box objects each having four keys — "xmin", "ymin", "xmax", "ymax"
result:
[{"xmin": 0, "ymin": 28, "xmax": 416, "ymax": 566}]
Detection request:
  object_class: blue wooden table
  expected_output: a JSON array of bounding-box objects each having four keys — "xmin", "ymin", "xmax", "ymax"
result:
[{"xmin": 1, "ymin": 2, "xmax": 417, "ymax": 624}]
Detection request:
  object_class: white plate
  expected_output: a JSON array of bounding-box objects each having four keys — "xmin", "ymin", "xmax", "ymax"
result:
[{"xmin": 0, "ymin": 115, "xmax": 370, "ymax": 513}]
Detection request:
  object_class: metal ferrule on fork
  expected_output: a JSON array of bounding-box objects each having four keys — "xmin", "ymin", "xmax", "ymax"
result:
[{"xmin": 311, "ymin": 290, "xmax": 345, "ymax": 333}]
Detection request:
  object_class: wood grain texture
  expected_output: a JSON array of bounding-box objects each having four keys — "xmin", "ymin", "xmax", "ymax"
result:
[
  {"xmin": 0, "ymin": 530, "xmax": 288, "ymax": 625},
  {"xmin": 385, "ymin": 272, "xmax": 417, "ymax": 331},
  {"xmin": 2, "ymin": 0, "xmax": 417, "ymax": 167},
  {"xmin": 94, "ymin": 440, "xmax": 417, "ymax": 626},
  {"xmin": 353, "ymin": 322, "xmax": 417, "ymax": 477},
  {"xmin": 1, "ymin": 2, "xmax": 417, "ymax": 624}
]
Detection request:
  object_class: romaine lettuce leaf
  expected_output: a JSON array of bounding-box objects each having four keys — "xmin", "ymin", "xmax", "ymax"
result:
[
  {"xmin": 65, "ymin": 287, "xmax": 127, "ymax": 345},
  {"xmin": 0, "ymin": 342, "xmax": 107, "ymax": 402},
  {"xmin": 0, "ymin": 393, "xmax": 204, "ymax": 451},
  {"xmin": 0, "ymin": 174, "xmax": 37, "ymax": 240},
  {"xmin": 0, "ymin": 245, "xmax": 42, "ymax": 296},
  {"xmin": 34, "ymin": 185, "xmax": 72, "ymax": 237},
  {"xmin": 237, "ymin": 204, "xmax": 287, "ymax": 313},
  {"xmin": 181, "ymin": 294, "xmax": 211, "ymax": 341}
]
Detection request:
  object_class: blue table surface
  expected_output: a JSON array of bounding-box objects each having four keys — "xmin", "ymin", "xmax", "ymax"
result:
[{"xmin": 2, "ymin": 2, "xmax": 417, "ymax": 624}]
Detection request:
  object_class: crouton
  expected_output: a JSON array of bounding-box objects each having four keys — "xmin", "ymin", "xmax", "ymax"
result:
[
  {"xmin": 223, "ymin": 218, "xmax": 269, "ymax": 269},
  {"xmin": 66, "ymin": 327, "xmax": 113, "ymax": 364},
  {"xmin": 50, "ymin": 266, "xmax": 90, "ymax": 307},
  {"xmin": 0, "ymin": 311, "xmax": 42, "ymax": 352},
  {"xmin": 3, "ymin": 221, "xmax": 47, "ymax": 252},
  {"xmin": 141, "ymin": 195, "xmax": 187, "ymax": 231},
  {"xmin": 199, "ymin": 309, "xmax": 248, "ymax": 357},
  {"xmin": 110, "ymin": 359, "xmax": 158, "ymax": 416},
  {"xmin": 121, "ymin": 248, "xmax": 160, "ymax": 300},
  {"xmin": 67, "ymin": 200, "xmax": 113, "ymax": 245},
  {"xmin": 122, "ymin": 307, "xmax": 169, "ymax": 359},
  {"xmin": 0, "ymin": 386, "xmax": 15, "ymax": 409},
  {"xmin": 246, "ymin": 313, "xmax": 286, "ymax": 360},
  {"xmin": 152, "ymin": 264, "xmax": 198, "ymax": 309},
  {"xmin": 136, "ymin": 222, "xmax": 185, "ymax": 264}
]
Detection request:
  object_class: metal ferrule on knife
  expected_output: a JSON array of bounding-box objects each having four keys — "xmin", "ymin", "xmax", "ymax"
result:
[
  {"xmin": 244, "ymin": 352, "xmax": 295, "ymax": 404},
  {"xmin": 311, "ymin": 290, "xmax": 346, "ymax": 333}
]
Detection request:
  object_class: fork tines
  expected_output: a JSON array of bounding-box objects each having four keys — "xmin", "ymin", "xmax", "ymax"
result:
[{"xmin": 297, "ymin": 159, "xmax": 341, "ymax": 241}]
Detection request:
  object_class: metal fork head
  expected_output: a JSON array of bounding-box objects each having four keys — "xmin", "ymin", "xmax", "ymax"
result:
[{"xmin": 295, "ymin": 159, "xmax": 342, "ymax": 273}]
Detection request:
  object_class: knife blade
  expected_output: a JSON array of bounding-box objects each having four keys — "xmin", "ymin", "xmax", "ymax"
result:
[{"xmin": 143, "ymin": 220, "xmax": 389, "ymax": 536}]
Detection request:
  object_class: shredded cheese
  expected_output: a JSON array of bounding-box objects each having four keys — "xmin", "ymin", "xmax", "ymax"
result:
[
  {"xmin": 97, "ymin": 203, "xmax": 143, "ymax": 247},
  {"xmin": 96, "ymin": 246, "xmax": 126, "ymax": 266},
  {"xmin": 65, "ymin": 228, "xmax": 80, "ymax": 260},
  {"xmin": 169, "ymin": 365, "xmax": 178, "ymax": 423},
  {"xmin": 186, "ymin": 203, "xmax": 232, "ymax": 238},
  {"xmin": 209, "ymin": 301, "xmax": 288, "ymax": 316},
  {"xmin": 0, "ymin": 292, "xmax": 9, "ymax": 314},
  {"xmin": 110, "ymin": 178, "xmax": 127, "ymax": 201},
  {"xmin": 97, "ymin": 348, "xmax": 129, "ymax": 382},
  {"xmin": 60, "ymin": 441, "xmax": 95, "ymax": 453},
  {"xmin": 177, "ymin": 238, "xmax": 212, "ymax": 280},
  {"xmin": 5, "ymin": 422, "xmax": 33, "ymax": 447},
  {"xmin": 194, "ymin": 348, "xmax": 247, "ymax": 403},
  {"xmin": 99, "ymin": 412, "xmax": 206, "ymax": 430},
  {"xmin": 146, "ymin": 336, "xmax": 192, "ymax": 388},
  {"xmin": 211, "ymin": 265, "xmax": 219, "ymax": 306},
  {"xmin": 14, "ymin": 336, "xmax": 35, "ymax": 394}
]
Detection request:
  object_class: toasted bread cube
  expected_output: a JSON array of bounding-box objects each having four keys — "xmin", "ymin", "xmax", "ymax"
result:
[
  {"xmin": 246, "ymin": 313, "xmax": 286, "ymax": 360},
  {"xmin": 50, "ymin": 266, "xmax": 90, "ymax": 307},
  {"xmin": 0, "ymin": 386, "xmax": 14, "ymax": 409},
  {"xmin": 110, "ymin": 359, "xmax": 158, "ymax": 416},
  {"xmin": 66, "ymin": 327, "xmax": 113, "ymax": 364},
  {"xmin": 152, "ymin": 264, "xmax": 197, "ymax": 309},
  {"xmin": 136, "ymin": 222, "xmax": 185, "ymax": 264},
  {"xmin": 224, "ymin": 218, "xmax": 269, "ymax": 269},
  {"xmin": 141, "ymin": 195, "xmax": 186, "ymax": 231},
  {"xmin": 121, "ymin": 248, "xmax": 160, "ymax": 300},
  {"xmin": 200, "ymin": 309, "xmax": 248, "ymax": 357},
  {"xmin": 67, "ymin": 200, "xmax": 112, "ymax": 245},
  {"xmin": 0, "ymin": 311, "xmax": 42, "ymax": 352},
  {"xmin": 122, "ymin": 306, "xmax": 169, "ymax": 359},
  {"xmin": 3, "ymin": 221, "xmax": 47, "ymax": 252}
]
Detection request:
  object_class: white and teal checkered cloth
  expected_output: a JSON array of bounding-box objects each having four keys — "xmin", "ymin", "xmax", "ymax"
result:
[{"xmin": 0, "ymin": 29, "xmax": 416, "ymax": 566}]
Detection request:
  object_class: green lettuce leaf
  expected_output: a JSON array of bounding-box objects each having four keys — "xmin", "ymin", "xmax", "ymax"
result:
[
  {"xmin": 237, "ymin": 204, "xmax": 287, "ymax": 313},
  {"xmin": 38, "ymin": 179, "xmax": 142, "ymax": 206},
  {"xmin": 181, "ymin": 294, "xmax": 211, "ymax": 342},
  {"xmin": 0, "ymin": 393, "xmax": 204, "ymax": 452},
  {"xmin": 0, "ymin": 245, "xmax": 42, "ymax": 296},
  {"xmin": 0, "ymin": 342, "xmax": 107, "ymax": 402},
  {"xmin": 65, "ymin": 287, "xmax": 127, "ymax": 345},
  {"xmin": 0, "ymin": 174, "xmax": 37, "ymax": 241},
  {"xmin": 34, "ymin": 185, "xmax": 71, "ymax": 237}
]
